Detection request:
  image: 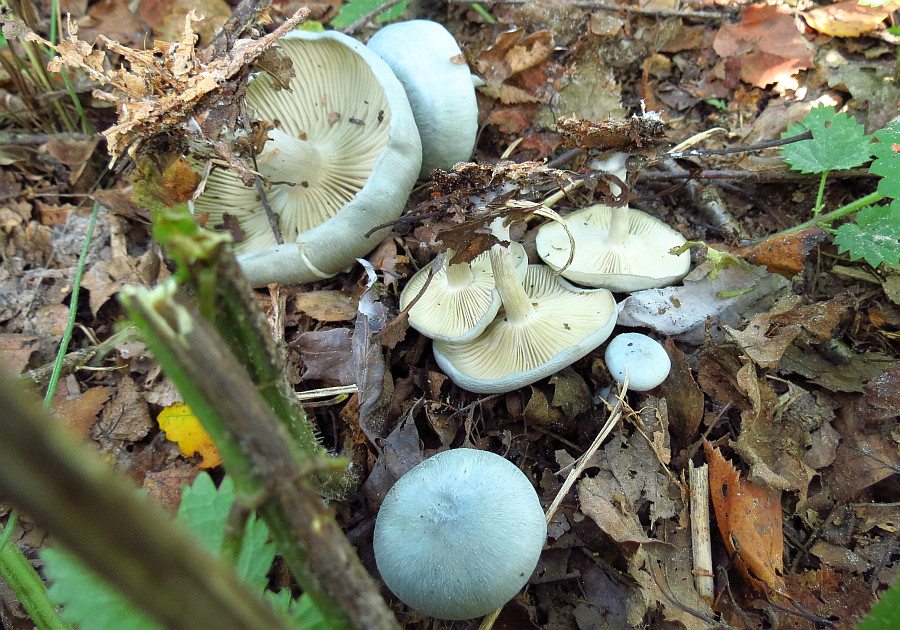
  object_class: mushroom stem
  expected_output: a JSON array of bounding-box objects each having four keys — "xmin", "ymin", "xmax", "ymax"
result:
[
  {"xmin": 257, "ymin": 128, "xmax": 324, "ymax": 187},
  {"xmin": 489, "ymin": 244, "xmax": 534, "ymax": 324},
  {"xmin": 607, "ymin": 207, "xmax": 631, "ymax": 247},
  {"xmin": 445, "ymin": 258, "xmax": 475, "ymax": 288}
]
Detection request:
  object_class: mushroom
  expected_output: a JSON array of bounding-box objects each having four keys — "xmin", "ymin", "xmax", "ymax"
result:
[
  {"xmin": 366, "ymin": 20, "xmax": 478, "ymax": 176},
  {"xmin": 604, "ymin": 332, "xmax": 671, "ymax": 391},
  {"xmin": 399, "ymin": 242, "xmax": 527, "ymax": 342},
  {"xmin": 192, "ymin": 29, "xmax": 422, "ymax": 287},
  {"xmin": 373, "ymin": 448, "xmax": 546, "ymax": 620},
  {"xmin": 433, "ymin": 244, "xmax": 617, "ymax": 394},
  {"xmin": 535, "ymin": 203, "xmax": 691, "ymax": 292}
]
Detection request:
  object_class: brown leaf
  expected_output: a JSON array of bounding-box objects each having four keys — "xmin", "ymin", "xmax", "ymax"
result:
[
  {"xmin": 293, "ymin": 291, "xmax": 359, "ymax": 322},
  {"xmin": 0, "ymin": 334, "xmax": 40, "ymax": 376},
  {"xmin": 656, "ymin": 338, "xmax": 704, "ymax": 444},
  {"xmin": 293, "ymin": 328, "xmax": 355, "ymax": 385},
  {"xmin": 804, "ymin": 1, "xmax": 899, "ymax": 38},
  {"xmin": 94, "ymin": 375, "xmax": 153, "ymax": 442},
  {"xmin": 723, "ymin": 297, "xmax": 802, "ymax": 369},
  {"xmin": 735, "ymin": 227, "xmax": 829, "ymax": 278},
  {"xmin": 53, "ymin": 386, "xmax": 112, "ymax": 437},
  {"xmin": 143, "ymin": 466, "xmax": 201, "ymax": 515},
  {"xmin": 712, "ymin": 4, "xmax": 814, "ymax": 89},
  {"xmin": 704, "ymin": 440, "xmax": 785, "ymax": 592}
]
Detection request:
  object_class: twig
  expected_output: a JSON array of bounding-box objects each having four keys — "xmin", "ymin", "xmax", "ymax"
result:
[
  {"xmin": 544, "ymin": 380, "xmax": 627, "ymax": 524},
  {"xmin": 667, "ymin": 130, "xmax": 813, "ymax": 159},
  {"xmin": 637, "ymin": 167, "xmax": 876, "ymax": 183},
  {"xmin": 19, "ymin": 326, "xmax": 138, "ymax": 388},
  {"xmin": 0, "ymin": 131, "xmax": 96, "ymax": 145},
  {"xmin": 297, "ymin": 385, "xmax": 359, "ymax": 402},
  {"xmin": 341, "ymin": 0, "xmax": 407, "ymax": 34},
  {"xmin": 447, "ymin": 0, "xmax": 723, "ymax": 19},
  {"xmin": 0, "ymin": 374, "xmax": 296, "ymax": 630},
  {"xmin": 689, "ymin": 461, "xmax": 714, "ymax": 603}
]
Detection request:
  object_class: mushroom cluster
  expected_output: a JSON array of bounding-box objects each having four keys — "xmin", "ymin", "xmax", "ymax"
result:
[
  {"xmin": 374, "ymin": 448, "xmax": 546, "ymax": 619},
  {"xmin": 192, "ymin": 21, "xmax": 479, "ymax": 287}
]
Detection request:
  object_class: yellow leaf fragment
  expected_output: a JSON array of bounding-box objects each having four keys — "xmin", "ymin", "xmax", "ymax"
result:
[{"xmin": 157, "ymin": 403, "xmax": 221, "ymax": 469}]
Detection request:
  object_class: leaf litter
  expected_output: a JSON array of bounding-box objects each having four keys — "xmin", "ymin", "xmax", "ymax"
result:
[{"xmin": 2, "ymin": 0, "xmax": 900, "ymax": 628}]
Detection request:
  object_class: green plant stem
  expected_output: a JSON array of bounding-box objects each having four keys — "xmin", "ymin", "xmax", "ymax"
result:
[
  {"xmin": 774, "ymin": 191, "xmax": 886, "ymax": 237},
  {"xmin": 42, "ymin": 201, "xmax": 99, "ymax": 410},
  {"xmin": 0, "ymin": 521, "xmax": 73, "ymax": 630},
  {"xmin": 120, "ymin": 282, "xmax": 399, "ymax": 630},
  {"xmin": 0, "ymin": 374, "xmax": 295, "ymax": 630},
  {"xmin": 813, "ymin": 171, "xmax": 828, "ymax": 215}
]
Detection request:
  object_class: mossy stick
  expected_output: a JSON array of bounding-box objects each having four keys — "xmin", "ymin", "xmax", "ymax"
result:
[
  {"xmin": 120, "ymin": 282, "xmax": 399, "ymax": 630},
  {"xmin": 0, "ymin": 374, "xmax": 295, "ymax": 630}
]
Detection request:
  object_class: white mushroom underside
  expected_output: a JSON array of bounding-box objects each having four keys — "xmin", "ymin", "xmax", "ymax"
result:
[
  {"xmin": 192, "ymin": 38, "xmax": 391, "ymax": 254},
  {"xmin": 433, "ymin": 265, "xmax": 616, "ymax": 391},
  {"xmin": 401, "ymin": 244, "xmax": 527, "ymax": 342},
  {"xmin": 536, "ymin": 205, "xmax": 690, "ymax": 288}
]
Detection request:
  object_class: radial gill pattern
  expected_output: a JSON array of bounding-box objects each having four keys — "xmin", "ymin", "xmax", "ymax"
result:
[
  {"xmin": 192, "ymin": 37, "xmax": 391, "ymax": 253},
  {"xmin": 434, "ymin": 265, "xmax": 616, "ymax": 381}
]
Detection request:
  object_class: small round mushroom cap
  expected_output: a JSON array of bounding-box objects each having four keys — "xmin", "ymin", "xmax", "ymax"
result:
[
  {"xmin": 193, "ymin": 29, "xmax": 421, "ymax": 287},
  {"xmin": 604, "ymin": 332, "xmax": 671, "ymax": 391},
  {"xmin": 400, "ymin": 242, "xmax": 527, "ymax": 342},
  {"xmin": 535, "ymin": 204, "xmax": 691, "ymax": 292},
  {"xmin": 374, "ymin": 449, "xmax": 546, "ymax": 620},
  {"xmin": 434, "ymin": 249, "xmax": 617, "ymax": 394},
  {"xmin": 367, "ymin": 20, "xmax": 478, "ymax": 176}
]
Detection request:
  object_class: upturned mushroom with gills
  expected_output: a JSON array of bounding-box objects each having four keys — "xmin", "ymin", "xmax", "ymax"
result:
[
  {"xmin": 433, "ymin": 237, "xmax": 617, "ymax": 394},
  {"xmin": 399, "ymin": 242, "xmax": 527, "ymax": 342},
  {"xmin": 191, "ymin": 29, "xmax": 421, "ymax": 287},
  {"xmin": 535, "ymin": 203, "xmax": 691, "ymax": 292},
  {"xmin": 373, "ymin": 448, "xmax": 547, "ymax": 620}
]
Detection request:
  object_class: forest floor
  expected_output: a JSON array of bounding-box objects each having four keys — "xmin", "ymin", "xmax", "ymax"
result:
[{"xmin": 1, "ymin": 0, "xmax": 900, "ymax": 628}]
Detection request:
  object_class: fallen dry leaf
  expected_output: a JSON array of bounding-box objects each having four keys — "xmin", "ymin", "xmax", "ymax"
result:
[
  {"xmin": 735, "ymin": 227, "xmax": 829, "ymax": 278},
  {"xmin": 723, "ymin": 296, "xmax": 803, "ymax": 369},
  {"xmin": 157, "ymin": 403, "xmax": 222, "ymax": 469},
  {"xmin": 713, "ymin": 4, "xmax": 814, "ymax": 89},
  {"xmin": 705, "ymin": 440, "xmax": 785, "ymax": 592},
  {"xmin": 53, "ymin": 386, "xmax": 113, "ymax": 437},
  {"xmin": 293, "ymin": 291, "xmax": 359, "ymax": 322},
  {"xmin": 804, "ymin": 0, "xmax": 899, "ymax": 38}
]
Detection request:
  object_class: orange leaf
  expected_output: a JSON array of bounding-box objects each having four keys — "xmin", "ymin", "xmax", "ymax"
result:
[
  {"xmin": 704, "ymin": 440, "xmax": 785, "ymax": 592},
  {"xmin": 157, "ymin": 403, "xmax": 222, "ymax": 469},
  {"xmin": 804, "ymin": 1, "xmax": 899, "ymax": 38}
]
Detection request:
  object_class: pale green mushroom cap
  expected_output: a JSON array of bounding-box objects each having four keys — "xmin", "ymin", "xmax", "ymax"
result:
[
  {"xmin": 400, "ymin": 242, "xmax": 527, "ymax": 343},
  {"xmin": 434, "ymin": 254, "xmax": 617, "ymax": 394},
  {"xmin": 192, "ymin": 30, "xmax": 421, "ymax": 287},
  {"xmin": 536, "ymin": 204, "xmax": 691, "ymax": 292}
]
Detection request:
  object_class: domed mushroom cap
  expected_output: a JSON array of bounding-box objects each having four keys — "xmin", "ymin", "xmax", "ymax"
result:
[
  {"xmin": 193, "ymin": 29, "xmax": 421, "ymax": 287},
  {"xmin": 367, "ymin": 20, "xmax": 478, "ymax": 176},
  {"xmin": 400, "ymin": 242, "xmax": 527, "ymax": 342},
  {"xmin": 604, "ymin": 332, "xmax": 671, "ymax": 391},
  {"xmin": 535, "ymin": 204, "xmax": 691, "ymax": 292},
  {"xmin": 434, "ymin": 257, "xmax": 617, "ymax": 394},
  {"xmin": 374, "ymin": 449, "xmax": 546, "ymax": 620}
]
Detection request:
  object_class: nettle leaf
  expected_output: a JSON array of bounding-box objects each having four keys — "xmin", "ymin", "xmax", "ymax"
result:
[
  {"xmin": 42, "ymin": 474, "xmax": 281, "ymax": 630},
  {"xmin": 781, "ymin": 104, "xmax": 874, "ymax": 174},
  {"xmin": 870, "ymin": 124, "xmax": 900, "ymax": 199},
  {"xmin": 834, "ymin": 200, "xmax": 900, "ymax": 268},
  {"xmin": 43, "ymin": 547, "xmax": 162, "ymax": 630},
  {"xmin": 330, "ymin": 0, "xmax": 412, "ymax": 29}
]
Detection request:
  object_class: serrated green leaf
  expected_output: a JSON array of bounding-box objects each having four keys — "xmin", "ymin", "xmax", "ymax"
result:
[
  {"xmin": 781, "ymin": 104, "xmax": 874, "ymax": 174},
  {"xmin": 330, "ymin": 0, "xmax": 412, "ymax": 29},
  {"xmin": 834, "ymin": 201, "xmax": 900, "ymax": 268},
  {"xmin": 871, "ymin": 125, "xmax": 900, "ymax": 199},
  {"xmin": 268, "ymin": 591, "xmax": 333, "ymax": 630},
  {"xmin": 177, "ymin": 473, "xmax": 234, "ymax": 553},
  {"xmin": 236, "ymin": 512, "xmax": 276, "ymax": 590},
  {"xmin": 43, "ymin": 547, "xmax": 162, "ymax": 630}
]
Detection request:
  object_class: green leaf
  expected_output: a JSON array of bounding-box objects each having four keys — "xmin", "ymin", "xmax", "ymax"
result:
[
  {"xmin": 870, "ymin": 124, "xmax": 900, "ymax": 199},
  {"xmin": 43, "ymin": 547, "xmax": 161, "ymax": 630},
  {"xmin": 833, "ymin": 201, "xmax": 900, "ymax": 268},
  {"xmin": 857, "ymin": 0, "xmax": 895, "ymax": 6},
  {"xmin": 268, "ymin": 591, "xmax": 333, "ymax": 630},
  {"xmin": 330, "ymin": 0, "xmax": 412, "ymax": 29},
  {"xmin": 42, "ymin": 474, "xmax": 282, "ymax": 630},
  {"xmin": 781, "ymin": 104, "xmax": 874, "ymax": 174},
  {"xmin": 857, "ymin": 570, "xmax": 900, "ymax": 629},
  {"xmin": 236, "ymin": 512, "xmax": 276, "ymax": 590},
  {"xmin": 177, "ymin": 473, "xmax": 233, "ymax": 552}
]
